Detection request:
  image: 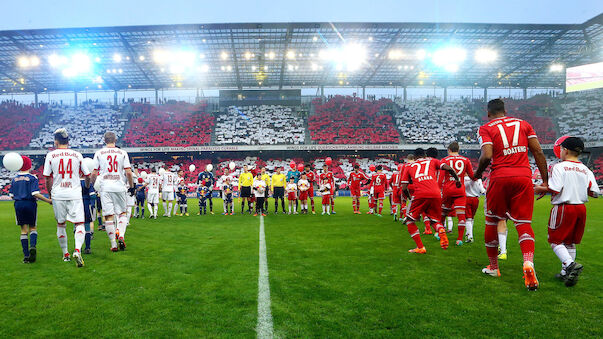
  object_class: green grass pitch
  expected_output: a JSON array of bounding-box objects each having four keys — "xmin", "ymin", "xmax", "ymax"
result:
[{"xmin": 0, "ymin": 197, "xmax": 601, "ymax": 337}]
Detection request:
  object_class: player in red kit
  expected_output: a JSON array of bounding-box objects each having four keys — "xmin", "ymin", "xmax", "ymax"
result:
[
  {"xmin": 401, "ymin": 148, "xmax": 461, "ymax": 253},
  {"xmin": 320, "ymin": 164, "xmax": 336, "ymax": 214},
  {"xmin": 304, "ymin": 164, "xmax": 317, "ymax": 214},
  {"xmin": 389, "ymin": 165, "xmax": 402, "ymax": 221},
  {"xmin": 440, "ymin": 141, "xmax": 475, "ymax": 246},
  {"xmin": 348, "ymin": 164, "xmax": 369, "ymax": 214},
  {"xmin": 474, "ymin": 99, "xmax": 548, "ymax": 291},
  {"xmin": 370, "ymin": 165, "xmax": 388, "ymax": 216}
]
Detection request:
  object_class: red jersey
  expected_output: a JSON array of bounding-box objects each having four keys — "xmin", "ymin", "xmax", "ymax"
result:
[
  {"xmin": 389, "ymin": 172, "xmax": 401, "ymax": 189},
  {"xmin": 370, "ymin": 172, "xmax": 388, "ymax": 192},
  {"xmin": 319, "ymin": 172, "xmax": 335, "ymax": 192},
  {"xmin": 440, "ymin": 155, "xmax": 474, "ymax": 197},
  {"xmin": 304, "ymin": 170, "xmax": 316, "ymax": 184},
  {"xmin": 401, "ymin": 157, "xmax": 441, "ymax": 198},
  {"xmin": 478, "ymin": 117, "xmax": 537, "ymax": 179},
  {"xmin": 348, "ymin": 171, "xmax": 369, "ymax": 190}
]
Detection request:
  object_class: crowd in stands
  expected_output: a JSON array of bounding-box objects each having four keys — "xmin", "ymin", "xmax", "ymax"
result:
[
  {"xmin": 214, "ymin": 105, "xmax": 305, "ymax": 145},
  {"xmin": 29, "ymin": 103, "xmax": 126, "ymax": 149},
  {"xmin": 394, "ymin": 97, "xmax": 480, "ymax": 144},
  {"xmin": 492, "ymin": 95, "xmax": 557, "ymax": 144},
  {"xmin": 593, "ymin": 153, "xmax": 603, "ymax": 185},
  {"xmin": 123, "ymin": 102, "xmax": 213, "ymax": 147},
  {"xmin": 556, "ymin": 89, "xmax": 602, "ymax": 141},
  {"xmin": 0, "ymin": 101, "xmax": 45, "ymax": 150},
  {"xmin": 309, "ymin": 96, "xmax": 399, "ymax": 144}
]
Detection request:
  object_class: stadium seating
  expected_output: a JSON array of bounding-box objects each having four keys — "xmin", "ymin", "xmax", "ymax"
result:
[
  {"xmin": 29, "ymin": 103, "xmax": 126, "ymax": 149},
  {"xmin": 309, "ymin": 96, "xmax": 399, "ymax": 144},
  {"xmin": 556, "ymin": 89, "xmax": 603, "ymax": 141},
  {"xmin": 123, "ymin": 102, "xmax": 213, "ymax": 147},
  {"xmin": 493, "ymin": 96, "xmax": 557, "ymax": 144},
  {"xmin": 0, "ymin": 101, "xmax": 45, "ymax": 150},
  {"xmin": 394, "ymin": 97, "xmax": 480, "ymax": 144},
  {"xmin": 214, "ymin": 105, "xmax": 305, "ymax": 145}
]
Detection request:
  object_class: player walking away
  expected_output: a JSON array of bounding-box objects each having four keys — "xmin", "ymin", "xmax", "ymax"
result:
[
  {"xmin": 44, "ymin": 128, "xmax": 91, "ymax": 267},
  {"xmin": 238, "ymin": 165, "xmax": 254, "ymax": 214},
  {"xmin": 222, "ymin": 177, "xmax": 234, "ymax": 215},
  {"xmin": 440, "ymin": 141, "xmax": 475, "ymax": 246},
  {"xmin": 135, "ymin": 177, "xmax": 146, "ymax": 218},
  {"xmin": 10, "ymin": 156, "xmax": 52, "ymax": 263},
  {"xmin": 198, "ymin": 166, "xmax": 215, "ymax": 214},
  {"xmin": 81, "ymin": 178, "xmax": 95, "ymax": 254},
  {"xmin": 96, "ymin": 193, "xmax": 104, "ymax": 231},
  {"xmin": 535, "ymin": 137, "xmax": 600, "ymax": 287},
  {"xmin": 260, "ymin": 167, "xmax": 271, "ymax": 213},
  {"xmin": 348, "ymin": 165, "xmax": 370, "ymax": 214},
  {"xmin": 400, "ymin": 154, "xmax": 415, "ymax": 221},
  {"xmin": 91, "ymin": 131, "xmax": 134, "ymax": 253},
  {"xmin": 464, "ymin": 175, "xmax": 486, "ymax": 243},
  {"xmin": 400, "ymin": 148, "xmax": 460, "ymax": 254},
  {"xmin": 370, "ymin": 165, "xmax": 388, "ymax": 217},
  {"xmin": 287, "ymin": 165, "xmax": 301, "ymax": 212},
  {"xmin": 319, "ymin": 164, "xmax": 336, "ymax": 214},
  {"xmin": 161, "ymin": 168, "xmax": 177, "ymax": 217},
  {"xmin": 271, "ymin": 167, "xmax": 286, "ymax": 214},
  {"xmin": 253, "ymin": 172, "xmax": 267, "ymax": 216},
  {"xmin": 319, "ymin": 177, "xmax": 332, "ymax": 215},
  {"xmin": 474, "ymin": 98, "xmax": 548, "ymax": 291},
  {"xmin": 390, "ymin": 165, "xmax": 402, "ymax": 221},
  {"xmin": 298, "ymin": 174, "xmax": 310, "ymax": 214},
  {"xmin": 304, "ymin": 164, "xmax": 317, "ymax": 214},
  {"xmin": 286, "ymin": 178, "xmax": 298, "ymax": 214},
  {"xmin": 145, "ymin": 168, "xmax": 160, "ymax": 219}
]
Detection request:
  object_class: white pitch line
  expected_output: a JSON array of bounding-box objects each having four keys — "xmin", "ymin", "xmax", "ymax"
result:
[{"xmin": 256, "ymin": 215, "xmax": 274, "ymax": 339}]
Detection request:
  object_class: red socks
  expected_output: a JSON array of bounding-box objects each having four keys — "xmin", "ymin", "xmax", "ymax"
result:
[
  {"xmin": 517, "ymin": 223, "xmax": 535, "ymax": 263},
  {"xmin": 407, "ymin": 222, "xmax": 424, "ymax": 248}
]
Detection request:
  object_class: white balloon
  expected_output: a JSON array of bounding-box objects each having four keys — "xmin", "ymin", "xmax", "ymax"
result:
[
  {"xmin": 83, "ymin": 158, "xmax": 96, "ymax": 173},
  {"xmin": 2, "ymin": 152, "xmax": 23, "ymax": 171},
  {"xmin": 189, "ymin": 164, "xmax": 196, "ymax": 172},
  {"xmin": 140, "ymin": 171, "xmax": 147, "ymax": 179},
  {"xmin": 158, "ymin": 168, "xmax": 166, "ymax": 175},
  {"xmin": 229, "ymin": 162, "xmax": 236, "ymax": 170},
  {"xmin": 206, "ymin": 164, "xmax": 213, "ymax": 172}
]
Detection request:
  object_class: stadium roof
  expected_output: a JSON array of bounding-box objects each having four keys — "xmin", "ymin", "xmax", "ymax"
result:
[{"xmin": 1, "ymin": 13, "xmax": 601, "ymax": 93}]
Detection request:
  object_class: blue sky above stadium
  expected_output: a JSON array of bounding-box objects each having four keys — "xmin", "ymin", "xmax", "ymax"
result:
[{"xmin": 1, "ymin": 0, "xmax": 601, "ymax": 30}]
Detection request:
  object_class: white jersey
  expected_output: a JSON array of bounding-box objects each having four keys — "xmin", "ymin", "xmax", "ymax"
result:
[
  {"xmin": 43, "ymin": 148, "xmax": 90, "ymax": 200},
  {"xmin": 286, "ymin": 183, "xmax": 298, "ymax": 194},
  {"xmin": 93, "ymin": 147, "xmax": 131, "ymax": 193},
  {"xmin": 298, "ymin": 179, "xmax": 310, "ymax": 192},
  {"xmin": 219, "ymin": 174, "xmax": 236, "ymax": 187},
  {"xmin": 253, "ymin": 179, "xmax": 267, "ymax": 197},
  {"xmin": 464, "ymin": 176, "xmax": 486, "ymax": 197},
  {"xmin": 161, "ymin": 172, "xmax": 177, "ymax": 192},
  {"xmin": 145, "ymin": 173, "xmax": 161, "ymax": 193},
  {"xmin": 549, "ymin": 160, "xmax": 600, "ymax": 205}
]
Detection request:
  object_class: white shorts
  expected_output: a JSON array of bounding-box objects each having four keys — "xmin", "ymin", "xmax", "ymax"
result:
[
  {"xmin": 52, "ymin": 199, "xmax": 85, "ymax": 224},
  {"xmin": 147, "ymin": 192, "xmax": 159, "ymax": 204},
  {"xmin": 127, "ymin": 193, "xmax": 136, "ymax": 207},
  {"xmin": 100, "ymin": 191, "xmax": 127, "ymax": 216},
  {"xmin": 162, "ymin": 191, "xmax": 175, "ymax": 201}
]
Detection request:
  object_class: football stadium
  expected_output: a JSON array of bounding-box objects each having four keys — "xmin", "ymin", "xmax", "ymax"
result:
[{"xmin": 0, "ymin": 1, "xmax": 602, "ymax": 337}]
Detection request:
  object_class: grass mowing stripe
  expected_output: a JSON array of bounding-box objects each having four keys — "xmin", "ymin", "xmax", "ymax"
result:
[{"xmin": 257, "ymin": 215, "xmax": 274, "ymax": 339}]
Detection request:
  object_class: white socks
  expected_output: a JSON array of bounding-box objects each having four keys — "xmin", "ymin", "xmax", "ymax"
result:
[
  {"xmin": 74, "ymin": 224, "xmax": 85, "ymax": 252},
  {"xmin": 154, "ymin": 205, "xmax": 159, "ymax": 216},
  {"xmin": 117, "ymin": 213, "xmax": 128, "ymax": 239},
  {"xmin": 288, "ymin": 205, "xmax": 292, "ymax": 214},
  {"xmin": 466, "ymin": 219, "xmax": 474, "ymax": 239},
  {"xmin": 105, "ymin": 220, "xmax": 117, "ymax": 248},
  {"xmin": 498, "ymin": 230, "xmax": 508, "ymax": 254},
  {"xmin": 56, "ymin": 226, "xmax": 68, "ymax": 255},
  {"xmin": 568, "ymin": 246, "xmax": 576, "ymax": 260},
  {"xmin": 552, "ymin": 244, "xmax": 573, "ymax": 268},
  {"xmin": 327, "ymin": 205, "xmax": 330, "ymax": 214},
  {"xmin": 147, "ymin": 203, "xmax": 153, "ymax": 216},
  {"xmin": 447, "ymin": 216, "xmax": 454, "ymax": 231},
  {"xmin": 167, "ymin": 202, "xmax": 173, "ymax": 216}
]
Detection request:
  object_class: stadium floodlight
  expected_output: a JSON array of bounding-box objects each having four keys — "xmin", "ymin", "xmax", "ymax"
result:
[
  {"xmin": 320, "ymin": 44, "xmax": 367, "ymax": 72},
  {"xmin": 267, "ymin": 51, "xmax": 276, "ymax": 60},
  {"xmin": 444, "ymin": 64, "xmax": 459, "ymax": 72},
  {"xmin": 475, "ymin": 48, "xmax": 498, "ymax": 63},
  {"xmin": 432, "ymin": 47, "xmax": 466, "ymax": 66},
  {"xmin": 220, "ymin": 51, "xmax": 228, "ymax": 60},
  {"xmin": 312, "ymin": 36, "xmax": 318, "ymax": 42},
  {"xmin": 29, "ymin": 56, "xmax": 40, "ymax": 67},
  {"xmin": 48, "ymin": 54, "xmax": 67, "ymax": 68},
  {"xmin": 244, "ymin": 51, "xmax": 252, "ymax": 60},
  {"xmin": 138, "ymin": 55, "xmax": 145, "ymax": 61},
  {"xmin": 17, "ymin": 56, "xmax": 30, "ymax": 68},
  {"xmin": 311, "ymin": 63, "xmax": 318, "ymax": 71},
  {"xmin": 549, "ymin": 63, "xmax": 564, "ymax": 72},
  {"xmin": 200, "ymin": 64, "xmax": 209, "ymax": 72},
  {"xmin": 388, "ymin": 49, "xmax": 403, "ymax": 60},
  {"xmin": 61, "ymin": 53, "xmax": 91, "ymax": 77},
  {"xmin": 113, "ymin": 53, "xmax": 122, "ymax": 63},
  {"xmin": 251, "ymin": 65, "xmax": 257, "ymax": 71},
  {"xmin": 416, "ymin": 49, "xmax": 427, "ymax": 60},
  {"xmin": 286, "ymin": 50, "xmax": 296, "ymax": 60}
]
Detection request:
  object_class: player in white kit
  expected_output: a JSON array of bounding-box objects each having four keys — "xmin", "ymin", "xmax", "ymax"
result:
[
  {"xmin": 145, "ymin": 168, "xmax": 161, "ymax": 219},
  {"xmin": 43, "ymin": 128, "xmax": 91, "ymax": 267},
  {"xmin": 91, "ymin": 132, "xmax": 134, "ymax": 252},
  {"xmin": 161, "ymin": 169, "xmax": 177, "ymax": 217}
]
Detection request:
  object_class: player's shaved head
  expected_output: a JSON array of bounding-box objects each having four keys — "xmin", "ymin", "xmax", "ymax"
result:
[
  {"xmin": 487, "ymin": 99, "xmax": 506, "ymax": 116},
  {"xmin": 448, "ymin": 141, "xmax": 460, "ymax": 153},
  {"xmin": 104, "ymin": 131, "xmax": 117, "ymax": 144},
  {"xmin": 414, "ymin": 148, "xmax": 425, "ymax": 158}
]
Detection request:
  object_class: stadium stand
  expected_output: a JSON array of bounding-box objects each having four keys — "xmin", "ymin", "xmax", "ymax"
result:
[
  {"xmin": 29, "ymin": 103, "xmax": 126, "ymax": 149},
  {"xmin": 594, "ymin": 154, "xmax": 603, "ymax": 184},
  {"xmin": 556, "ymin": 89, "xmax": 603, "ymax": 141},
  {"xmin": 309, "ymin": 96, "xmax": 399, "ymax": 144},
  {"xmin": 214, "ymin": 105, "xmax": 305, "ymax": 145},
  {"xmin": 0, "ymin": 101, "xmax": 45, "ymax": 150},
  {"xmin": 493, "ymin": 96, "xmax": 558, "ymax": 144},
  {"xmin": 123, "ymin": 102, "xmax": 213, "ymax": 147},
  {"xmin": 394, "ymin": 97, "xmax": 480, "ymax": 144}
]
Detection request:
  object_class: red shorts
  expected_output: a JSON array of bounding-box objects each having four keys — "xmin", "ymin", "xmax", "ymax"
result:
[
  {"xmin": 373, "ymin": 190, "xmax": 385, "ymax": 199},
  {"xmin": 406, "ymin": 197, "xmax": 442, "ymax": 223},
  {"xmin": 465, "ymin": 196, "xmax": 480, "ymax": 219},
  {"xmin": 307, "ymin": 186, "xmax": 314, "ymax": 198},
  {"xmin": 299, "ymin": 191, "xmax": 308, "ymax": 200},
  {"xmin": 392, "ymin": 188, "xmax": 401, "ymax": 204},
  {"xmin": 287, "ymin": 192, "xmax": 297, "ymax": 201},
  {"xmin": 548, "ymin": 204, "xmax": 586, "ymax": 245},
  {"xmin": 322, "ymin": 195, "xmax": 331, "ymax": 205},
  {"xmin": 485, "ymin": 177, "xmax": 534, "ymax": 223},
  {"xmin": 442, "ymin": 195, "xmax": 466, "ymax": 212},
  {"xmin": 350, "ymin": 187, "xmax": 361, "ymax": 197}
]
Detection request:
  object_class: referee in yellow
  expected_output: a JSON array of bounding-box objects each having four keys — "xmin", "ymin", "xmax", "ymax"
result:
[
  {"xmin": 271, "ymin": 166, "xmax": 287, "ymax": 214},
  {"xmin": 238, "ymin": 165, "xmax": 254, "ymax": 214},
  {"xmin": 260, "ymin": 167, "xmax": 272, "ymax": 213}
]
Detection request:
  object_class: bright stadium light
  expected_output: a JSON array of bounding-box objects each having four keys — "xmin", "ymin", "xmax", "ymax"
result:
[
  {"xmin": 267, "ymin": 51, "xmax": 276, "ymax": 60},
  {"xmin": 432, "ymin": 47, "xmax": 466, "ymax": 66},
  {"xmin": 388, "ymin": 49, "xmax": 403, "ymax": 60},
  {"xmin": 17, "ymin": 56, "xmax": 30, "ymax": 68},
  {"xmin": 286, "ymin": 50, "xmax": 296, "ymax": 60},
  {"xmin": 319, "ymin": 44, "xmax": 367, "ymax": 71},
  {"xmin": 549, "ymin": 63, "xmax": 564, "ymax": 72},
  {"xmin": 244, "ymin": 51, "xmax": 252, "ymax": 60},
  {"xmin": 48, "ymin": 54, "xmax": 67, "ymax": 67},
  {"xmin": 416, "ymin": 49, "xmax": 427, "ymax": 60},
  {"xmin": 61, "ymin": 53, "xmax": 91, "ymax": 77},
  {"xmin": 30, "ymin": 56, "xmax": 40, "ymax": 67},
  {"xmin": 220, "ymin": 51, "xmax": 228, "ymax": 60},
  {"xmin": 138, "ymin": 55, "xmax": 145, "ymax": 61},
  {"xmin": 113, "ymin": 53, "xmax": 122, "ymax": 63},
  {"xmin": 475, "ymin": 48, "xmax": 498, "ymax": 63},
  {"xmin": 200, "ymin": 64, "xmax": 209, "ymax": 72},
  {"xmin": 444, "ymin": 64, "xmax": 459, "ymax": 72}
]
